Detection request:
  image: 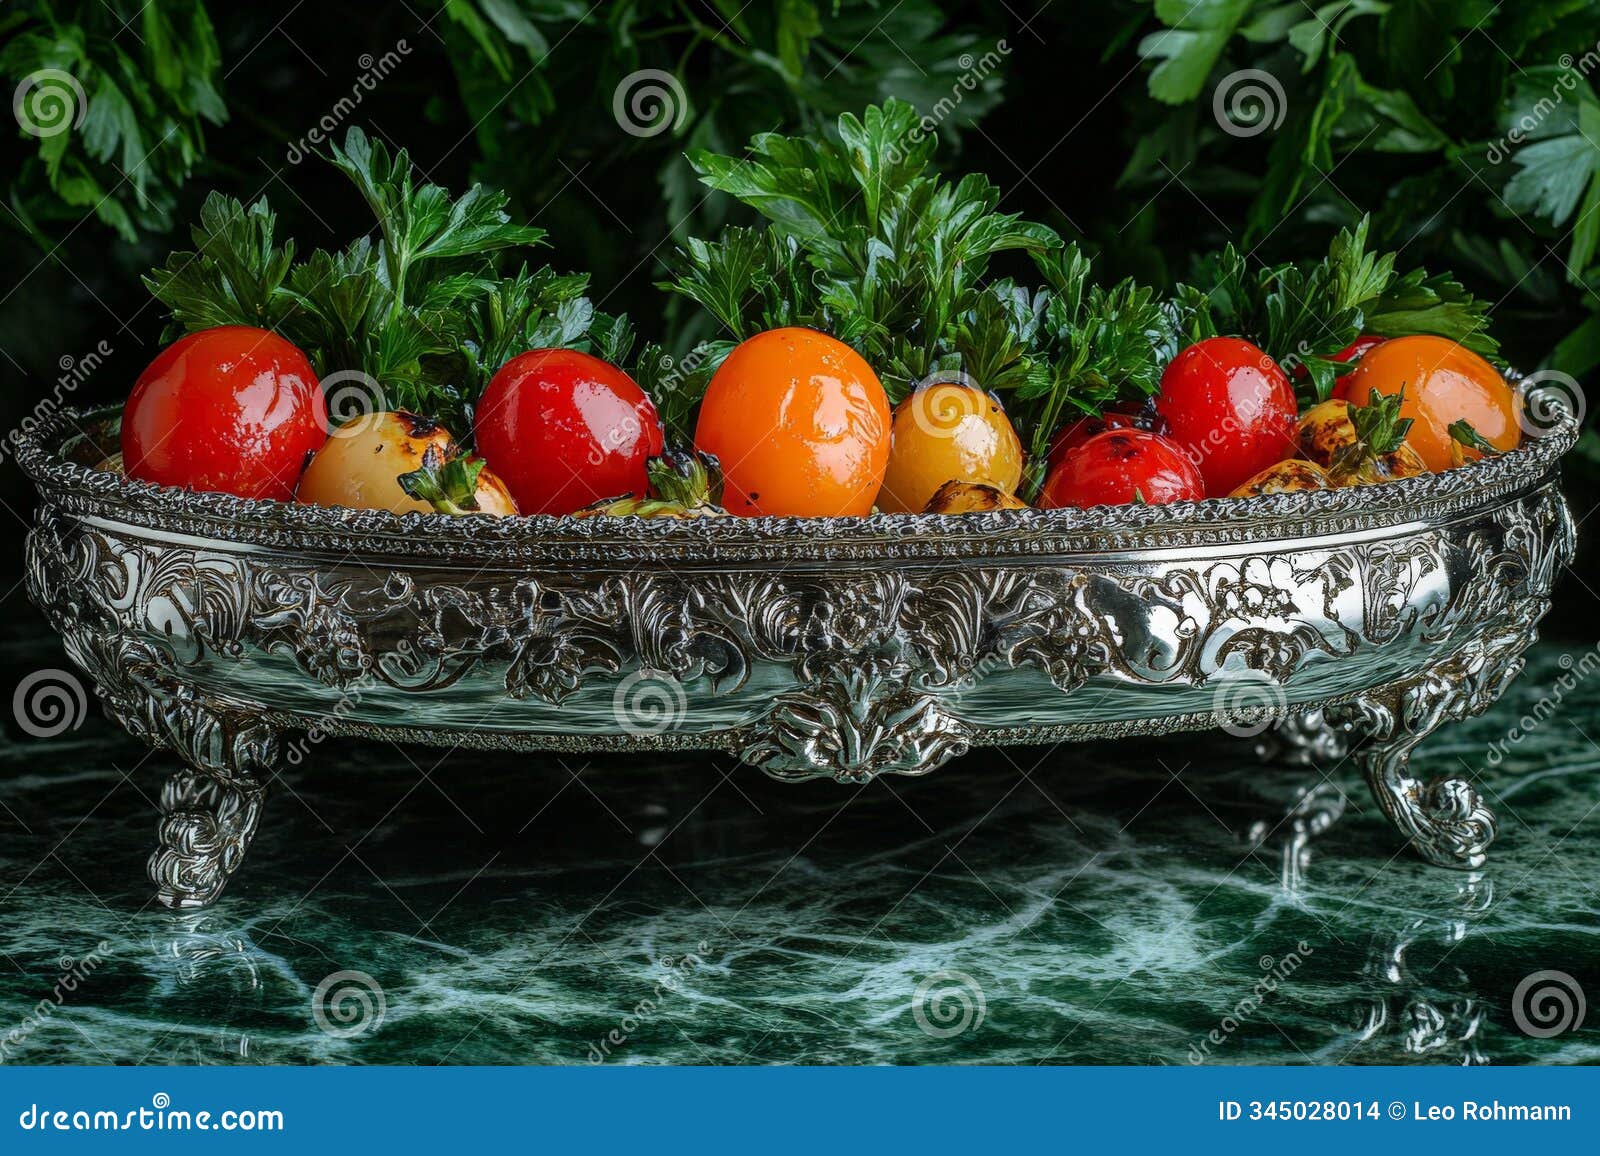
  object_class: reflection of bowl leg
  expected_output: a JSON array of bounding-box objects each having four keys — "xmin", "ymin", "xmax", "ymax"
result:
[
  {"xmin": 1355, "ymin": 876, "xmax": 1493, "ymax": 1063},
  {"xmin": 1245, "ymin": 780, "xmax": 1348, "ymax": 892}
]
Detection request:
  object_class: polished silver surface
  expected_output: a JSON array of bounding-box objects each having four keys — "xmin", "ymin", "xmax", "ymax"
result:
[{"xmin": 15, "ymin": 405, "xmax": 1579, "ymax": 907}]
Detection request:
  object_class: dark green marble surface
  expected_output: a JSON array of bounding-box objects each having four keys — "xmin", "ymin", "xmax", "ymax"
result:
[{"xmin": 2, "ymin": 615, "xmax": 1597, "ymax": 1066}]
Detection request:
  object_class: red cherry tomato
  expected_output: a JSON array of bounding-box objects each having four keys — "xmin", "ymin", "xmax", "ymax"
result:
[
  {"xmin": 1039, "ymin": 429, "xmax": 1204, "ymax": 509},
  {"xmin": 1331, "ymin": 335, "xmax": 1385, "ymax": 368},
  {"xmin": 473, "ymin": 348, "xmax": 663, "ymax": 515},
  {"xmin": 122, "ymin": 326, "xmax": 327, "ymax": 501},
  {"xmin": 1045, "ymin": 400, "xmax": 1161, "ymax": 476},
  {"xmin": 1155, "ymin": 337, "xmax": 1297, "ymax": 497},
  {"xmin": 1292, "ymin": 335, "xmax": 1385, "ymax": 383}
]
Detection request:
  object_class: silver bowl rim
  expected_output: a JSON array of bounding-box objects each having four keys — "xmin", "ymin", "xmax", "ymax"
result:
[{"xmin": 13, "ymin": 403, "xmax": 1580, "ymax": 560}]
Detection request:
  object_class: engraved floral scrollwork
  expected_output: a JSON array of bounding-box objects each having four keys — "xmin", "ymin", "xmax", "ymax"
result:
[{"xmin": 739, "ymin": 670, "xmax": 972, "ymax": 783}]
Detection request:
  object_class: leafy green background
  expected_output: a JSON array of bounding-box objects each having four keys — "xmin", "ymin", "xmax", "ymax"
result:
[{"xmin": 4, "ymin": 0, "xmax": 1598, "ymax": 512}]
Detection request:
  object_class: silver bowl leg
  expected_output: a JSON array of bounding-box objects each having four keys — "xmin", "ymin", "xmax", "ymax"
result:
[
  {"xmin": 1255, "ymin": 708, "xmax": 1349, "ymax": 766},
  {"xmin": 131, "ymin": 689, "xmax": 279, "ymax": 909},
  {"xmin": 1352, "ymin": 727, "xmax": 1496, "ymax": 870},
  {"xmin": 1256, "ymin": 706, "xmax": 1494, "ymax": 867},
  {"xmin": 151, "ymin": 765, "xmax": 268, "ymax": 909},
  {"xmin": 1325, "ymin": 604, "xmax": 1545, "ymax": 869}
]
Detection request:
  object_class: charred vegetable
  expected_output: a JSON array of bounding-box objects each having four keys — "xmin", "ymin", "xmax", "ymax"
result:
[
  {"xmin": 398, "ymin": 443, "xmax": 518, "ymax": 516},
  {"xmin": 1228, "ymin": 460, "xmax": 1333, "ymax": 498},
  {"xmin": 1297, "ymin": 394, "xmax": 1426, "ymax": 486},
  {"xmin": 1305, "ymin": 389, "xmax": 1433, "ymax": 483},
  {"xmin": 922, "ymin": 480, "xmax": 1029, "ymax": 513},
  {"xmin": 298, "ymin": 412, "xmax": 516, "ymax": 516}
]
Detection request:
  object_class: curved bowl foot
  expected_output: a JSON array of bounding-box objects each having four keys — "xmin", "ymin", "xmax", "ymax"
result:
[{"xmin": 150, "ymin": 768, "xmax": 267, "ymax": 909}]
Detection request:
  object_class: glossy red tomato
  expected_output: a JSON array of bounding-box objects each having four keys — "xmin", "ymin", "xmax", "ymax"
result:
[
  {"xmin": 1331, "ymin": 334, "xmax": 1385, "ymax": 369},
  {"xmin": 1294, "ymin": 335, "xmax": 1385, "ymax": 383},
  {"xmin": 473, "ymin": 348, "xmax": 664, "ymax": 515},
  {"xmin": 122, "ymin": 326, "xmax": 327, "ymax": 501},
  {"xmin": 1038, "ymin": 429, "xmax": 1204, "ymax": 508},
  {"xmin": 1045, "ymin": 400, "xmax": 1161, "ymax": 476},
  {"xmin": 1155, "ymin": 337, "xmax": 1297, "ymax": 497}
]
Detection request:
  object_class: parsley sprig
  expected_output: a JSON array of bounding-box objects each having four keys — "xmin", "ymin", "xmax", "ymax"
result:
[
  {"xmin": 1171, "ymin": 219, "xmax": 1499, "ymax": 402},
  {"xmin": 143, "ymin": 127, "xmax": 630, "ymax": 435},
  {"xmin": 663, "ymin": 102, "xmax": 1503, "ymax": 498},
  {"xmin": 662, "ymin": 99, "xmax": 1060, "ymax": 400}
]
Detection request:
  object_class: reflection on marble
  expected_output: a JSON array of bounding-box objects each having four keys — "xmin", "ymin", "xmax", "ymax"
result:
[{"xmin": 2, "ymin": 619, "xmax": 1598, "ymax": 1065}]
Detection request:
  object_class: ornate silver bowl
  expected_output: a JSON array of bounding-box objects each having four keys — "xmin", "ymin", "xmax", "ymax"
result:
[{"xmin": 15, "ymin": 405, "xmax": 1579, "ymax": 908}]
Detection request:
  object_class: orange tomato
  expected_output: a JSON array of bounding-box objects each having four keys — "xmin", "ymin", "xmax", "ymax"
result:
[
  {"xmin": 694, "ymin": 327, "xmax": 891, "ymax": 517},
  {"xmin": 878, "ymin": 382, "xmax": 1024, "ymax": 513},
  {"xmin": 1335, "ymin": 336, "xmax": 1519, "ymax": 471}
]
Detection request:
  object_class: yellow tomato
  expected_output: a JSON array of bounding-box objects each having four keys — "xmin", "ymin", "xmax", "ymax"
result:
[{"xmin": 877, "ymin": 382, "xmax": 1023, "ymax": 514}]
